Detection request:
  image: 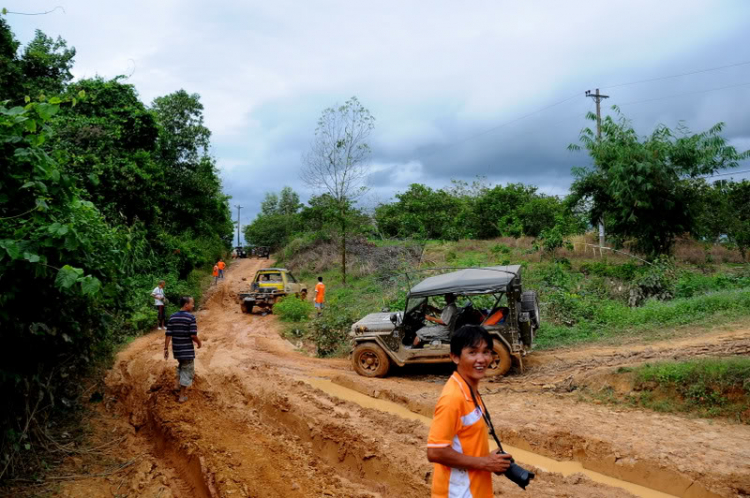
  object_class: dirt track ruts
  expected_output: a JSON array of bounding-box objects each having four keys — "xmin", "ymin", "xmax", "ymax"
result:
[{"xmin": 52, "ymin": 258, "xmax": 750, "ymax": 498}]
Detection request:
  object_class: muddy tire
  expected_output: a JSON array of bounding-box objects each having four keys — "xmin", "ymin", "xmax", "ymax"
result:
[
  {"xmin": 300, "ymin": 290, "xmax": 307, "ymax": 301},
  {"xmin": 241, "ymin": 301, "xmax": 254, "ymax": 314},
  {"xmin": 485, "ymin": 339, "xmax": 512, "ymax": 377},
  {"xmin": 521, "ymin": 290, "xmax": 541, "ymax": 327},
  {"xmin": 352, "ymin": 343, "xmax": 391, "ymax": 378}
]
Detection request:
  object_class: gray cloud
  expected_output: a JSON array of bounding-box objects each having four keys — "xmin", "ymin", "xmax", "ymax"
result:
[{"xmin": 5, "ymin": 0, "xmax": 750, "ymax": 239}]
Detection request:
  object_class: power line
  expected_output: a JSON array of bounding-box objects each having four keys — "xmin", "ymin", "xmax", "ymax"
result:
[
  {"xmin": 617, "ymin": 81, "xmax": 750, "ymax": 107},
  {"xmin": 602, "ymin": 60, "xmax": 750, "ymax": 90},
  {"xmin": 701, "ymin": 169, "xmax": 750, "ymax": 179},
  {"xmin": 3, "ymin": 6, "xmax": 65, "ymax": 15},
  {"xmin": 418, "ymin": 92, "xmax": 581, "ymax": 160}
]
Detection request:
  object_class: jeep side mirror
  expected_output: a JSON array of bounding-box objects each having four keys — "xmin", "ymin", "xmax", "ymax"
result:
[{"xmin": 390, "ymin": 313, "xmax": 399, "ymax": 325}]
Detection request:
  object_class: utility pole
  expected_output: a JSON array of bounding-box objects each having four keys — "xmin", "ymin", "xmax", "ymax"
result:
[
  {"xmin": 585, "ymin": 88, "xmax": 609, "ymax": 248},
  {"xmin": 235, "ymin": 204, "xmax": 243, "ymax": 248}
]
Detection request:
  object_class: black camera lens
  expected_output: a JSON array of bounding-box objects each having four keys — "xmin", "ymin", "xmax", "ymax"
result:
[{"xmin": 504, "ymin": 462, "xmax": 535, "ymax": 490}]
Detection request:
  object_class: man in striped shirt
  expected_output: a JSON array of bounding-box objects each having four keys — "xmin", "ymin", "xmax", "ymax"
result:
[{"xmin": 164, "ymin": 296, "xmax": 202, "ymax": 403}]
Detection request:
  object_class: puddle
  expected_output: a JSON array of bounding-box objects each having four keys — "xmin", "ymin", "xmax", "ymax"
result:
[{"xmin": 303, "ymin": 378, "xmax": 678, "ymax": 498}]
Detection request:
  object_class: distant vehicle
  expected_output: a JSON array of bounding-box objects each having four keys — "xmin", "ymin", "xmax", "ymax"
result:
[
  {"xmin": 349, "ymin": 266, "xmax": 539, "ymax": 378},
  {"xmin": 238, "ymin": 268, "xmax": 307, "ymax": 314},
  {"xmin": 234, "ymin": 246, "xmax": 248, "ymax": 258},
  {"xmin": 254, "ymin": 246, "xmax": 271, "ymax": 259}
]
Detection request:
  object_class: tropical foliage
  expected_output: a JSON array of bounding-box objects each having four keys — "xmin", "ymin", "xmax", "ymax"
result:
[{"xmin": 0, "ymin": 19, "xmax": 231, "ymax": 478}]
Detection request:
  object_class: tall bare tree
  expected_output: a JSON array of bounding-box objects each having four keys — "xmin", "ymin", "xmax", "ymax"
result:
[{"xmin": 301, "ymin": 96, "xmax": 375, "ymax": 284}]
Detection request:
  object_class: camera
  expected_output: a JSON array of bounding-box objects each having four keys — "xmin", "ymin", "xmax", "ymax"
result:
[{"xmin": 497, "ymin": 452, "xmax": 535, "ymax": 490}]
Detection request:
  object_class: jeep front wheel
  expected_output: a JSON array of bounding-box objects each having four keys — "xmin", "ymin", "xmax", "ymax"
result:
[
  {"xmin": 485, "ymin": 339, "xmax": 512, "ymax": 377},
  {"xmin": 352, "ymin": 343, "xmax": 391, "ymax": 378}
]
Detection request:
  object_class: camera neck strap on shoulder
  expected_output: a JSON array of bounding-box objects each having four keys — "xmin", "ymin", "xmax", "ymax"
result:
[{"xmin": 458, "ymin": 373, "xmax": 505, "ymax": 453}]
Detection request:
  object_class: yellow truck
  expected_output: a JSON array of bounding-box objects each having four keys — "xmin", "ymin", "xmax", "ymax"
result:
[{"xmin": 238, "ymin": 268, "xmax": 307, "ymax": 314}]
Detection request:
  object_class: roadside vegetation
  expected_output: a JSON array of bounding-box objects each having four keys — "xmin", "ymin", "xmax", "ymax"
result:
[
  {"xmin": 270, "ymin": 235, "xmax": 750, "ymax": 356},
  {"xmin": 0, "ymin": 19, "xmax": 232, "ymax": 482},
  {"xmin": 581, "ymin": 358, "xmax": 750, "ymax": 424}
]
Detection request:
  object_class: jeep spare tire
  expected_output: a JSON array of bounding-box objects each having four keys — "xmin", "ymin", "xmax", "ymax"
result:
[
  {"xmin": 352, "ymin": 343, "xmax": 391, "ymax": 378},
  {"xmin": 521, "ymin": 290, "xmax": 541, "ymax": 327},
  {"xmin": 484, "ymin": 339, "xmax": 512, "ymax": 377}
]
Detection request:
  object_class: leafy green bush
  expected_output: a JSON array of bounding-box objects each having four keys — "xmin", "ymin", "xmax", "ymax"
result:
[
  {"xmin": 274, "ymin": 296, "xmax": 314, "ymax": 322},
  {"xmin": 628, "ymin": 257, "xmax": 677, "ymax": 306},
  {"xmin": 579, "ymin": 261, "xmax": 639, "ymax": 281},
  {"xmin": 308, "ymin": 304, "xmax": 359, "ymax": 356}
]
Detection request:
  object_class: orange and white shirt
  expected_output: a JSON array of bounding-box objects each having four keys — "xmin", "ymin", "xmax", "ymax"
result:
[
  {"xmin": 428, "ymin": 372, "xmax": 492, "ymax": 498},
  {"xmin": 314, "ymin": 282, "xmax": 326, "ymax": 303},
  {"xmin": 212, "ymin": 265, "xmax": 219, "ymax": 277}
]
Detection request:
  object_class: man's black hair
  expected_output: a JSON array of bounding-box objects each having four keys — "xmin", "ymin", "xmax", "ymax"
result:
[
  {"xmin": 317, "ymin": 276, "xmax": 323, "ymax": 282},
  {"xmin": 179, "ymin": 296, "xmax": 193, "ymax": 308},
  {"xmin": 450, "ymin": 325, "xmax": 494, "ymax": 357}
]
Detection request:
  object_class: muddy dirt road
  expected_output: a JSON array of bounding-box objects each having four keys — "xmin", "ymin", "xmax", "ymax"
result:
[{"xmin": 53, "ymin": 258, "xmax": 750, "ymax": 498}]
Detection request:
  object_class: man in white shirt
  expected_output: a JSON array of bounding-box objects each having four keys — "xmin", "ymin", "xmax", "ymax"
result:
[
  {"xmin": 151, "ymin": 280, "xmax": 166, "ymax": 330},
  {"xmin": 414, "ymin": 293, "xmax": 458, "ymax": 346}
]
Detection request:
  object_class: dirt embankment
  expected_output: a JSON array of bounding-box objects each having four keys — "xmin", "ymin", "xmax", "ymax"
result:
[{"xmin": 45, "ymin": 258, "xmax": 750, "ymax": 498}]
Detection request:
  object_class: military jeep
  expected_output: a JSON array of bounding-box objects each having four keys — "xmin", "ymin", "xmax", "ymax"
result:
[
  {"xmin": 349, "ymin": 266, "xmax": 539, "ymax": 377},
  {"xmin": 238, "ymin": 268, "xmax": 307, "ymax": 314}
]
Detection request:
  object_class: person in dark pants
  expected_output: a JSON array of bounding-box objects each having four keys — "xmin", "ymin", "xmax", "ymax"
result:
[
  {"xmin": 151, "ymin": 280, "xmax": 167, "ymax": 330},
  {"xmin": 164, "ymin": 296, "xmax": 202, "ymax": 403}
]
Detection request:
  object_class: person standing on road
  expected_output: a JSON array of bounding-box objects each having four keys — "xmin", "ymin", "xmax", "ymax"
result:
[
  {"xmin": 217, "ymin": 258, "xmax": 226, "ymax": 279},
  {"xmin": 212, "ymin": 263, "xmax": 219, "ymax": 285},
  {"xmin": 151, "ymin": 280, "xmax": 167, "ymax": 330},
  {"xmin": 427, "ymin": 325, "xmax": 512, "ymax": 497},
  {"xmin": 314, "ymin": 276, "xmax": 325, "ymax": 315},
  {"xmin": 164, "ymin": 296, "xmax": 202, "ymax": 403}
]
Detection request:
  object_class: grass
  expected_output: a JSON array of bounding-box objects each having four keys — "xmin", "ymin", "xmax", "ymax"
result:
[
  {"xmin": 535, "ymin": 288, "xmax": 750, "ymax": 348},
  {"xmin": 276, "ymin": 235, "xmax": 750, "ymax": 356},
  {"xmin": 584, "ymin": 358, "xmax": 750, "ymax": 423}
]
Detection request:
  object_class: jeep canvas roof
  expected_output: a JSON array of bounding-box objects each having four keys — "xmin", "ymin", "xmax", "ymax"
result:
[{"xmin": 407, "ymin": 265, "xmax": 521, "ymax": 298}]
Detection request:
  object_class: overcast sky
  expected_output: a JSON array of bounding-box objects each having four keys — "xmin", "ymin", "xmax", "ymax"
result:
[{"xmin": 6, "ymin": 1, "xmax": 750, "ymax": 239}]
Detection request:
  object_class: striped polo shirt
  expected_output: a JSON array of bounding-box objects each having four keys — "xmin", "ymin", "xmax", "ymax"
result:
[{"xmin": 166, "ymin": 310, "xmax": 198, "ymax": 360}]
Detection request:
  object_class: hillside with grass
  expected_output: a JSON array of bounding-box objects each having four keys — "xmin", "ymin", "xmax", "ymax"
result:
[{"xmin": 271, "ymin": 234, "xmax": 750, "ymax": 356}]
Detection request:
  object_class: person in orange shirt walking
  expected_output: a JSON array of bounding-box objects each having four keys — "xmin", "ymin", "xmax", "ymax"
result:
[
  {"xmin": 217, "ymin": 259, "xmax": 226, "ymax": 279},
  {"xmin": 314, "ymin": 276, "xmax": 325, "ymax": 315},
  {"xmin": 212, "ymin": 264, "xmax": 219, "ymax": 285}
]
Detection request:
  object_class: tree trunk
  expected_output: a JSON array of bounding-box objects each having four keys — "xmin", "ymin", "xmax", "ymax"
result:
[{"xmin": 340, "ymin": 206, "xmax": 347, "ymax": 285}]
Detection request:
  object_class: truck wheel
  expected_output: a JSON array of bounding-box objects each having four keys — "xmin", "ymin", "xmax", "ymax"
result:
[
  {"xmin": 521, "ymin": 291, "xmax": 541, "ymax": 327},
  {"xmin": 241, "ymin": 302, "xmax": 254, "ymax": 314},
  {"xmin": 352, "ymin": 343, "xmax": 391, "ymax": 378},
  {"xmin": 485, "ymin": 340, "xmax": 512, "ymax": 377},
  {"xmin": 300, "ymin": 290, "xmax": 307, "ymax": 300}
]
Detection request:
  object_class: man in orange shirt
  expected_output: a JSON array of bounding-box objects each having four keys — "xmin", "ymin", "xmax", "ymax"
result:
[
  {"xmin": 217, "ymin": 259, "xmax": 226, "ymax": 279},
  {"xmin": 314, "ymin": 276, "xmax": 325, "ymax": 315},
  {"xmin": 427, "ymin": 326, "xmax": 513, "ymax": 497}
]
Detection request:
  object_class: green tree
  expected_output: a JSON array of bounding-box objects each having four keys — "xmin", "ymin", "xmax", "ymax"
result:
[
  {"xmin": 245, "ymin": 187, "xmax": 304, "ymax": 249},
  {"xmin": 374, "ymin": 183, "xmax": 462, "ymax": 240},
  {"xmin": 261, "ymin": 192, "xmax": 279, "ymax": 215},
  {"xmin": 0, "ymin": 17, "xmax": 22, "ymax": 99},
  {"xmin": 726, "ymin": 181, "xmax": 750, "ymax": 259},
  {"xmin": 20, "ymin": 30, "xmax": 76, "ymax": 99},
  {"xmin": 301, "ymin": 96, "xmax": 375, "ymax": 284},
  {"xmin": 569, "ymin": 109, "xmax": 749, "ymax": 257},
  {"xmin": 278, "ymin": 186, "xmax": 302, "ymax": 215}
]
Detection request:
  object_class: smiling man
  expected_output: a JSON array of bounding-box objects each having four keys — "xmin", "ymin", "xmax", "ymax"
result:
[{"xmin": 426, "ymin": 325, "xmax": 512, "ymax": 497}]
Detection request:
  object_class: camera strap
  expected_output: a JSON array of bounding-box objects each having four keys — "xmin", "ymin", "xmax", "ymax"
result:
[{"xmin": 459, "ymin": 373, "xmax": 505, "ymax": 453}]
